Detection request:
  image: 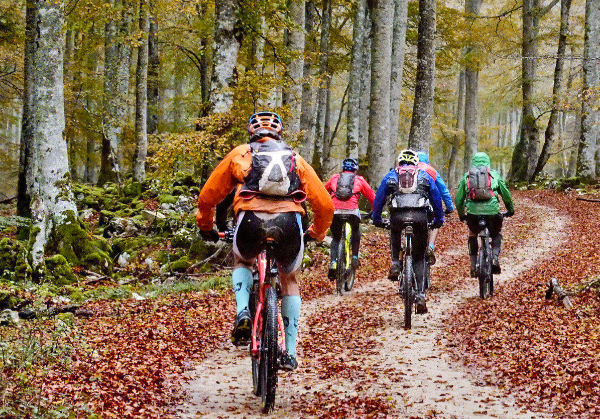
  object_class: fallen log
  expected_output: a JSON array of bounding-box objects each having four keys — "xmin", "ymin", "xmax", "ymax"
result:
[
  {"xmin": 545, "ymin": 277, "xmax": 573, "ymax": 310},
  {"xmin": 575, "ymin": 197, "xmax": 600, "ymax": 203}
]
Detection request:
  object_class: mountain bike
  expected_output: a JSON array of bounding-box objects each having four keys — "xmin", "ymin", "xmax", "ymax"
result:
[
  {"xmin": 398, "ymin": 224, "xmax": 417, "ymax": 329},
  {"xmin": 473, "ymin": 213, "xmax": 509, "ymax": 300},
  {"xmin": 334, "ymin": 216, "xmax": 356, "ymax": 296},
  {"xmin": 219, "ymin": 231, "xmax": 286, "ymax": 413}
]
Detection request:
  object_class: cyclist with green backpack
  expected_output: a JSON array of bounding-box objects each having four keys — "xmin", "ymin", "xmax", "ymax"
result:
[
  {"xmin": 324, "ymin": 158, "xmax": 376, "ymax": 279},
  {"xmin": 455, "ymin": 152, "xmax": 514, "ymax": 276}
]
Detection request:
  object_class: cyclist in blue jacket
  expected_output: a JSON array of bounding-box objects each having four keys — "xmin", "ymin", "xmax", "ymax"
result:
[{"xmin": 372, "ymin": 150, "xmax": 444, "ymax": 314}]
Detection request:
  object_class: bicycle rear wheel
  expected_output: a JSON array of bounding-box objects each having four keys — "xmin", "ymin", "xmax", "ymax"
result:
[
  {"xmin": 336, "ymin": 229, "xmax": 346, "ymax": 296},
  {"xmin": 478, "ymin": 238, "xmax": 492, "ymax": 299},
  {"xmin": 403, "ymin": 255, "xmax": 414, "ymax": 329},
  {"xmin": 250, "ymin": 280, "xmax": 260, "ymax": 396},
  {"xmin": 260, "ymin": 286, "xmax": 278, "ymax": 413}
]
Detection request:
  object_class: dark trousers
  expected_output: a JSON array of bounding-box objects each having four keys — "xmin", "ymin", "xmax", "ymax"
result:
[
  {"xmin": 330, "ymin": 213, "xmax": 361, "ymax": 261},
  {"xmin": 466, "ymin": 213, "xmax": 503, "ymax": 258},
  {"xmin": 390, "ymin": 209, "xmax": 429, "ymax": 293}
]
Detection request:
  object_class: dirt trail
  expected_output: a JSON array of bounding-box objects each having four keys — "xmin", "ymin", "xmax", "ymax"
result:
[{"xmin": 178, "ymin": 199, "xmax": 566, "ymax": 418}]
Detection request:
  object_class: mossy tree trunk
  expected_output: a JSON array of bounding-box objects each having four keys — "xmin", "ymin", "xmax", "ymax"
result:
[{"xmin": 25, "ymin": 0, "xmax": 112, "ymax": 276}]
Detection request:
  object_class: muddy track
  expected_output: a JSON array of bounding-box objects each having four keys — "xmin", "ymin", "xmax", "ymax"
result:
[{"xmin": 178, "ymin": 198, "xmax": 566, "ymax": 418}]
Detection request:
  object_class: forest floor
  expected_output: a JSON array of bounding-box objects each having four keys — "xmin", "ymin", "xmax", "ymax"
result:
[{"xmin": 3, "ymin": 190, "xmax": 600, "ymax": 418}]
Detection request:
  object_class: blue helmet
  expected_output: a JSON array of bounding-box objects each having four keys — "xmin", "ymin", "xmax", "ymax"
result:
[{"xmin": 342, "ymin": 158, "xmax": 359, "ymax": 172}]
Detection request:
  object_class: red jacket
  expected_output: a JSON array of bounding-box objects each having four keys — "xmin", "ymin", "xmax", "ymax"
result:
[{"xmin": 324, "ymin": 172, "xmax": 375, "ymax": 210}]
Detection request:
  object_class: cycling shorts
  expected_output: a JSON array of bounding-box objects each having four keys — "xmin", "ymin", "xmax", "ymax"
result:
[{"xmin": 233, "ymin": 211, "xmax": 304, "ymax": 274}]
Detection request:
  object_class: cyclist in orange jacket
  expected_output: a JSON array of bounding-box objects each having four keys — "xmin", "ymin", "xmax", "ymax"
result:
[{"xmin": 196, "ymin": 112, "xmax": 334, "ymax": 370}]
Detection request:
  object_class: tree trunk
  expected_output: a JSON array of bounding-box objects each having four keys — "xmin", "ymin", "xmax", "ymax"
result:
[
  {"xmin": 407, "ymin": 0, "xmax": 436, "ymax": 153},
  {"xmin": 99, "ymin": 0, "xmax": 133, "ymax": 185},
  {"xmin": 133, "ymin": 0, "xmax": 149, "ymax": 182},
  {"xmin": 510, "ymin": 0, "xmax": 540, "ymax": 182},
  {"xmin": 577, "ymin": 0, "xmax": 600, "ymax": 180},
  {"xmin": 389, "ymin": 0, "xmax": 408, "ymax": 166},
  {"xmin": 285, "ymin": 0, "xmax": 305, "ymax": 138},
  {"xmin": 147, "ymin": 3, "xmax": 159, "ymax": 135},
  {"xmin": 533, "ymin": 0, "xmax": 572, "ymax": 180},
  {"xmin": 366, "ymin": 0, "xmax": 393, "ymax": 184},
  {"xmin": 209, "ymin": 0, "xmax": 240, "ymax": 113},
  {"xmin": 28, "ymin": 0, "xmax": 77, "ymax": 269},
  {"xmin": 300, "ymin": 1, "xmax": 316, "ymax": 161},
  {"xmin": 17, "ymin": 0, "xmax": 37, "ymax": 220},
  {"xmin": 346, "ymin": 0, "xmax": 367, "ymax": 160},
  {"xmin": 448, "ymin": 70, "xmax": 465, "ymax": 189},
  {"xmin": 312, "ymin": 0, "xmax": 331, "ymax": 176},
  {"xmin": 462, "ymin": 0, "xmax": 482, "ymax": 172},
  {"xmin": 358, "ymin": 7, "xmax": 372, "ymax": 165}
]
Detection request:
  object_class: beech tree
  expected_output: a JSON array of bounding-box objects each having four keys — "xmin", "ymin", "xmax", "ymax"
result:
[
  {"xmin": 407, "ymin": 0, "xmax": 436, "ymax": 153},
  {"xmin": 367, "ymin": 0, "xmax": 393, "ymax": 184},
  {"xmin": 284, "ymin": 0, "xmax": 305, "ymax": 138},
  {"xmin": 577, "ymin": 0, "xmax": 600, "ymax": 179},
  {"xmin": 462, "ymin": 0, "xmax": 481, "ymax": 172},
  {"xmin": 133, "ymin": 0, "xmax": 149, "ymax": 182},
  {"xmin": 389, "ymin": 0, "xmax": 408, "ymax": 165}
]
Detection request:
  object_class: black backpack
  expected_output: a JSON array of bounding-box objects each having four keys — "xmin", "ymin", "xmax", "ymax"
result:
[
  {"xmin": 467, "ymin": 166, "xmax": 494, "ymax": 200},
  {"xmin": 334, "ymin": 172, "xmax": 356, "ymax": 201},
  {"xmin": 243, "ymin": 139, "xmax": 301, "ymax": 196}
]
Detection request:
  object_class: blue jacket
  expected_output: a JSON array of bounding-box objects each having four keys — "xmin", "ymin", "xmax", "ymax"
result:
[
  {"xmin": 417, "ymin": 151, "xmax": 454, "ymax": 212},
  {"xmin": 372, "ymin": 166, "xmax": 444, "ymax": 227}
]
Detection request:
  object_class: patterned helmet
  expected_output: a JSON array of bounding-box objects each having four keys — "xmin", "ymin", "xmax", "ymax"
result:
[
  {"xmin": 342, "ymin": 158, "xmax": 359, "ymax": 172},
  {"xmin": 397, "ymin": 149, "xmax": 419, "ymax": 166},
  {"xmin": 248, "ymin": 111, "xmax": 283, "ymax": 140}
]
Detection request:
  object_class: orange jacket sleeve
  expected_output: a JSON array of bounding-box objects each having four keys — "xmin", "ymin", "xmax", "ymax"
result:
[
  {"xmin": 196, "ymin": 145, "xmax": 250, "ymax": 231},
  {"xmin": 296, "ymin": 155, "xmax": 334, "ymax": 241}
]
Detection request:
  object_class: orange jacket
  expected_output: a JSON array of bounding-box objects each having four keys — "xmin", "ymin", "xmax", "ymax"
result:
[{"xmin": 196, "ymin": 140, "xmax": 334, "ymax": 241}]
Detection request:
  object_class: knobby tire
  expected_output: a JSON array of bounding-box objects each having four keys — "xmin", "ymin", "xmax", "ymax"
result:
[
  {"xmin": 250, "ymin": 280, "xmax": 260, "ymax": 396},
  {"xmin": 478, "ymin": 237, "xmax": 492, "ymax": 299},
  {"xmin": 260, "ymin": 286, "xmax": 278, "ymax": 413},
  {"xmin": 403, "ymin": 255, "xmax": 414, "ymax": 329},
  {"xmin": 336, "ymin": 229, "xmax": 346, "ymax": 296},
  {"xmin": 344, "ymin": 225, "xmax": 355, "ymax": 292}
]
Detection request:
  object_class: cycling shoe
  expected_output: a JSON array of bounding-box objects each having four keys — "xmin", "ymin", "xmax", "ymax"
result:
[
  {"xmin": 231, "ymin": 308, "xmax": 252, "ymax": 346},
  {"xmin": 279, "ymin": 353, "xmax": 298, "ymax": 371}
]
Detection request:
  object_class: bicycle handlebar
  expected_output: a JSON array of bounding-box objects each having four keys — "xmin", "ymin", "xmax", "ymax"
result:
[{"xmin": 218, "ymin": 230, "xmax": 235, "ymax": 243}]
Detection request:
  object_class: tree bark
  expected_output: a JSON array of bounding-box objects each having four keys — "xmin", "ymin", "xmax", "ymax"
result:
[
  {"xmin": 284, "ymin": 0, "xmax": 305, "ymax": 138},
  {"xmin": 358, "ymin": 8, "xmax": 372, "ymax": 165},
  {"xmin": 300, "ymin": 1, "xmax": 316, "ymax": 161},
  {"xmin": 209, "ymin": 0, "xmax": 240, "ymax": 113},
  {"xmin": 389, "ymin": 0, "xmax": 408, "ymax": 166},
  {"xmin": 367, "ymin": 0, "xmax": 394, "ymax": 184},
  {"xmin": 448, "ymin": 70, "xmax": 465, "ymax": 189},
  {"xmin": 312, "ymin": 0, "xmax": 332, "ymax": 176},
  {"xmin": 100, "ymin": 0, "xmax": 133, "ymax": 185},
  {"xmin": 577, "ymin": 0, "xmax": 600, "ymax": 180},
  {"xmin": 133, "ymin": 0, "xmax": 149, "ymax": 182},
  {"xmin": 509, "ymin": 0, "xmax": 540, "ymax": 182},
  {"xmin": 17, "ymin": 0, "xmax": 37, "ymax": 220},
  {"xmin": 462, "ymin": 0, "xmax": 482, "ymax": 172},
  {"xmin": 28, "ymin": 0, "xmax": 78, "ymax": 269},
  {"xmin": 407, "ymin": 0, "xmax": 436, "ymax": 153},
  {"xmin": 147, "ymin": 2, "xmax": 159, "ymax": 135},
  {"xmin": 346, "ymin": 0, "xmax": 367, "ymax": 160},
  {"xmin": 533, "ymin": 0, "xmax": 572, "ymax": 180}
]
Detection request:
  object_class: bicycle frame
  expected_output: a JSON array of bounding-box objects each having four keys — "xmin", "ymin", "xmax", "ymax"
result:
[{"xmin": 251, "ymin": 245, "xmax": 286, "ymax": 358}]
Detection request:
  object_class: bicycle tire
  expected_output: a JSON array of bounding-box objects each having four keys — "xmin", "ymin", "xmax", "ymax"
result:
[
  {"xmin": 250, "ymin": 280, "xmax": 260, "ymax": 396},
  {"xmin": 403, "ymin": 255, "xmax": 414, "ymax": 329},
  {"xmin": 260, "ymin": 286, "xmax": 278, "ymax": 413},
  {"xmin": 478, "ymin": 237, "xmax": 491, "ymax": 299},
  {"xmin": 336, "ymin": 229, "xmax": 346, "ymax": 296},
  {"xmin": 344, "ymin": 225, "xmax": 355, "ymax": 291}
]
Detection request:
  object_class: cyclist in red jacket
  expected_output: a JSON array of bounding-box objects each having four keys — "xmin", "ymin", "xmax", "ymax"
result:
[{"xmin": 324, "ymin": 158, "xmax": 376, "ymax": 279}]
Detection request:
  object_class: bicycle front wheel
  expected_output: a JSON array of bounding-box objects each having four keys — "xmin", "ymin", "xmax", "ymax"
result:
[
  {"xmin": 260, "ymin": 286, "xmax": 278, "ymax": 413},
  {"xmin": 336, "ymin": 229, "xmax": 346, "ymax": 296},
  {"xmin": 403, "ymin": 255, "xmax": 414, "ymax": 329},
  {"xmin": 250, "ymin": 280, "xmax": 260, "ymax": 396},
  {"xmin": 344, "ymin": 225, "xmax": 355, "ymax": 291}
]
